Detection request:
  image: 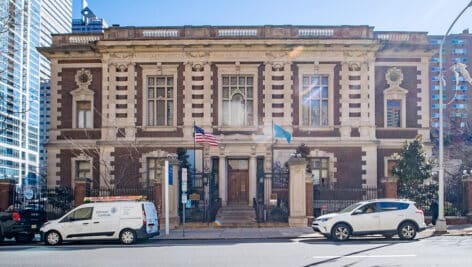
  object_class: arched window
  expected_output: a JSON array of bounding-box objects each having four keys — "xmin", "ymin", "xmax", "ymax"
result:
[{"xmin": 222, "ymin": 75, "xmax": 254, "ymax": 126}]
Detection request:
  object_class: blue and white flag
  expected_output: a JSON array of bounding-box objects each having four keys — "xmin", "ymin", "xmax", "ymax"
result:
[{"xmin": 273, "ymin": 124, "xmax": 292, "ymax": 144}]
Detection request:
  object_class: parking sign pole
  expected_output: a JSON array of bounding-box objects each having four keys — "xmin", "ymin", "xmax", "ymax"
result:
[
  {"xmin": 165, "ymin": 160, "xmax": 169, "ymax": 235},
  {"xmin": 182, "ymin": 168, "xmax": 187, "ymax": 237}
]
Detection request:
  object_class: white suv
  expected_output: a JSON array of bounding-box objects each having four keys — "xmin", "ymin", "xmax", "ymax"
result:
[{"xmin": 312, "ymin": 199, "xmax": 426, "ymax": 241}]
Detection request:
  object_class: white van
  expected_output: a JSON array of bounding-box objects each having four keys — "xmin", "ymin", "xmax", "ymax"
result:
[{"xmin": 40, "ymin": 198, "xmax": 159, "ymax": 245}]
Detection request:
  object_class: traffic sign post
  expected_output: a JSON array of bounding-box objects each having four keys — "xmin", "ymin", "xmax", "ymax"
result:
[{"xmin": 181, "ymin": 168, "xmax": 187, "ymax": 237}]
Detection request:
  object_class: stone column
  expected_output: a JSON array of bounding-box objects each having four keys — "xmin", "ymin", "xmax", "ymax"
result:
[
  {"xmin": 305, "ymin": 175, "xmax": 314, "ymax": 226},
  {"xmin": 463, "ymin": 177, "xmax": 472, "ymax": 219},
  {"xmin": 288, "ymin": 157, "xmax": 308, "ymax": 227},
  {"xmin": 0, "ymin": 180, "xmax": 14, "ymax": 210},
  {"xmin": 219, "ymin": 155, "xmax": 227, "ymax": 206},
  {"xmin": 74, "ymin": 178, "xmax": 90, "ymax": 207},
  {"xmin": 170, "ymin": 160, "xmax": 180, "ymax": 228},
  {"xmin": 382, "ymin": 177, "xmax": 398, "ymax": 199},
  {"xmin": 248, "ymin": 155, "xmax": 257, "ymax": 206}
]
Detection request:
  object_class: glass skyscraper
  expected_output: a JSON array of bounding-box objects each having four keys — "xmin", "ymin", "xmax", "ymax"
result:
[{"xmin": 0, "ymin": 0, "xmax": 71, "ymax": 187}]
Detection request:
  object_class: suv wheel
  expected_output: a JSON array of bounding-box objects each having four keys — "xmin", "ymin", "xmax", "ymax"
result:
[
  {"xmin": 120, "ymin": 229, "xmax": 136, "ymax": 245},
  {"xmin": 331, "ymin": 223, "xmax": 351, "ymax": 241},
  {"xmin": 398, "ymin": 222, "xmax": 417, "ymax": 240},
  {"xmin": 45, "ymin": 231, "xmax": 62, "ymax": 246}
]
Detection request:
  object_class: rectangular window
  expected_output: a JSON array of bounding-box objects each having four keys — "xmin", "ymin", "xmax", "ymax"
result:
[
  {"xmin": 76, "ymin": 160, "xmax": 91, "ymax": 179},
  {"xmin": 311, "ymin": 158, "xmax": 329, "ymax": 186},
  {"xmin": 221, "ymin": 75, "xmax": 254, "ymax": 126},
  {"xmin": 147, "ymin": 76, "xmax": 174, "ymax": 126},
  {"xmin": 301, "ymin": 75, "xmax": 329, "ymax": 127},
  {"xmin": 147, "ymin": 158, "xmax": 160, "ymax": 185},
  {"xmin": 77, "ymin": 101, "xmax": 92, "ymax": 128},
  {"xmin": 386, "ymin": 100, "xmax": 401, "ymax": 127},
  {"xmin": 387, "ymin": 160, "xmax": 397, "ymax": 178}
]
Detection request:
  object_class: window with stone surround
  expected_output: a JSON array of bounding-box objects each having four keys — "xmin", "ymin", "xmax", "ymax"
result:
[
  {"xmin": 301, "ymin": 74, "xmax": 329, "ymax": 127},
  {"xmin": 77, "ymin": 101, "xmax": 92, "ymax": 128},
  {"xmin": 76, "ymin": 160, "xmax": 91, "ymax": 179},
  {"xmin": 146, "ymin": 76, "xmax": 174, "ymax": 126},
  {"xmin": 383, "ymin": 67, "xmax": 407, "ymax": 128},
  {"xmin": 386, "ymin": 100, "xmax": 402, "ymax": 128},
  {"xmin": 311, "ymin": 157, "xmax": 329, "ymax": 186},
  {"xmin": 146, "ymin": 158, "xmax": 162, "ymax": 186},
  {"xmin": 387, "ymin": 159, "xmax": 397, "ymax": 178},
  {"xmin": 221, "ymin": 75, "xmax": 254, "ymax": 126},
  {"xmin": 297, "ymin": 64, "xmax": 335, "ymax": 130}
]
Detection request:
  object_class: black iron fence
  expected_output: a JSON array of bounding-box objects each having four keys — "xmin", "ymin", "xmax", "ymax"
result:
[
  {"xmin": 255, "ymin": 171, "xmax": 289, "ymax": 223},
  {"xmin": 313, "ymin": 185, "xmax": 383, "ymax": 217},
  {"xmin": 398, "ymin": 183, "xmax": 466, "ymax": 216}
]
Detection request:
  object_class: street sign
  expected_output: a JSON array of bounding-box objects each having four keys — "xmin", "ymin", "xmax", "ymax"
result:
[
  {"xmin": 189, "ymin": 193, "xmax": 200, "ymax": 201},
  {"xmin": 168, "ymin": 164, "xmax": 173, "ymax": 185},
  {"xmin": 186, "ymin": 200, "xmax": 192, "ymax": 208},
  {"xmin": 182, "ymin": 168, "xmax": 188, "ymax": 192},
  {"xmin": 182, "ymin": 168, "xmax": 188, "ymax": 183},
  {"xmin": 24, "ymin": 188, "xmax": 34, "ymax": 200},
  {"xmin": 181, "ymin": 193, "xmax": 187, "ymax": 204}
]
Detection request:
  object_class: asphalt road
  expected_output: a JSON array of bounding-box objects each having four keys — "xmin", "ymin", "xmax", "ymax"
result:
[{"xmin": 0, "ymin": 235, "xmax": 471, "ymax": 267}]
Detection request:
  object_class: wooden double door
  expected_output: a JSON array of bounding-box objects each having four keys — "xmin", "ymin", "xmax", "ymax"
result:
[{"xmin": 228, "ymin": 169, "xmax": 249, "ymax": 204}]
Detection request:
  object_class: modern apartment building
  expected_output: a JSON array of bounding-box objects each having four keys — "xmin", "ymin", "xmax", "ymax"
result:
[
  {"xmin": 429, "ymin": 30, "xmax": 472, "ymax": 133},
  {"xmin": 72, "ymin": 1, "xmax": 107, "ymax": 33},
  {"xmin": 0, "ymin": 0, "xmax": 71, "ymax": 186},
  {"xmin": 39, "ymin": 26, "xmax": 433, "ymax": 209},
  {"xmin": 39, "ymin": 0, "xmax": 72, "ymax": 181}
]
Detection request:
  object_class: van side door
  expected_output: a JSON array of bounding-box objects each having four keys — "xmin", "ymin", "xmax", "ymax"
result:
[
  {"xmin": 59, "ymin": 207, "xmax": 93, "ymax": 240},
  {"xmin": 90, "ymin": 204, "xmax": 120, "ymax": 239}
]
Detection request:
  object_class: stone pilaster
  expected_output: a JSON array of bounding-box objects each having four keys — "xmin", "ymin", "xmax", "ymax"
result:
[
  {"xmin": 288, "ymin": 157, "xmax": 308, "ymax": 227},
  {"xmin": 219, "ymin": 154, "xmax": 227, "ymax": 206},
  {"xmin": 463, "ymin": 178, "xmax": 472, "ymax": 218}
]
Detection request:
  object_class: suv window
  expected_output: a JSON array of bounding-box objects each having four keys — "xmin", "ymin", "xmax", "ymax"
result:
[
  {"xmin": 61, "ymin": 207, "xmax": 93, "ymax": 222},
  {"xmin": 378, "ymin": 202, "xmax": 409, "ymax": 211},
  {"xmin": 359, "ymin": 203, "xmax": 378, "ymax": 214}
]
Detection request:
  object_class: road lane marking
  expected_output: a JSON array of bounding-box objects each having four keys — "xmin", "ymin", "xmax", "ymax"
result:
[{"xmin": 313, "ymin": 254, "xmax": 416, "ymax": 259}]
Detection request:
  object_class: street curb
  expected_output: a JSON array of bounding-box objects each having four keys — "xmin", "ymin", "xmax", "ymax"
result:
[{"xmin": 156, "ymin": 235, "xmax": 325, "ymax": 241}]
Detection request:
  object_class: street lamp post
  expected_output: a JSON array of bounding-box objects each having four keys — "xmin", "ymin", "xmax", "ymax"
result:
[{"xmin": 436, "ymin": 0, "xmax": 472, "ymax": 233}]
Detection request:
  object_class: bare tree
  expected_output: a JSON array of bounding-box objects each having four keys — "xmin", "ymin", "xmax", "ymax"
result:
[{"xmin": 60, "ymin": 105, "xmax": 143, "ymax": 189}]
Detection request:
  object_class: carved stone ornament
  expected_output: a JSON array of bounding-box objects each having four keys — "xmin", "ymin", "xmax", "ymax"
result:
[
  {"xmin": 385, "ymin": 67, "xmax": 404, "ymax": 88},
  {"xmin": 110, "ymin": 52, "xmax": 134, "ymax": 59},
  {"xmin": 75, "ymin": 68, "xmax": 93, "ymax": 88},
  {"xmin": 266, "ymin": 51, "xmax": 288, "ymax": 60},
  {"xmin": 186, "ymin": 51, "xmax": 210, "ymax": 58}
]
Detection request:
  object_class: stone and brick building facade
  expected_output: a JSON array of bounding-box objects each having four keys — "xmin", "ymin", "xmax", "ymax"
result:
[{"xmin": 39, "ymin": 25, "xmax": 434, "ymax": 209}]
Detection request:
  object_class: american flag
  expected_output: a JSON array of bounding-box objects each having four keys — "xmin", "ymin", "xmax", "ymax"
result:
[{"xmin": 194, "ymin": 125, "xmax": 218, "ymax": 147}]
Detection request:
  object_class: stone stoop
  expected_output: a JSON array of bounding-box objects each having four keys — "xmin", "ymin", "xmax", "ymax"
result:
[{"xmin": 215, "ymin": 204, "xmax": 257, "ymax": 228}]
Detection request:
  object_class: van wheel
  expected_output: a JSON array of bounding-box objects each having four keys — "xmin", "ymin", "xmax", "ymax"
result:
[
  {"xmin": 15, "ymin": 233, "xmax": 34, "ymax": 243},
  {"xmin": 331, "ymin": 223, "xmax": 351, "ymax": 241},
  {"xmin": 120, "ymin": 229, "xmax": 136, "ymax": 245},
  {"xmin": 45, "ymin": 231, "xmax": 62, "ymax": 246},
  {"xmin": 398, "ymin": 222, "xmax": 417, "ymax": 240}
]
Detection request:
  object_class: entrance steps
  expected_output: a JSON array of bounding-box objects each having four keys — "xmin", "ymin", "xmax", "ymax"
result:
[{"xmin": 215, "ymin": 204, "xmax": 257, "ymax": 227}]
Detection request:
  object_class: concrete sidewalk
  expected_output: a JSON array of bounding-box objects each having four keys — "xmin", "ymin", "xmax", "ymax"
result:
[{"xmin": 156, "ymin": 224, "xmax": 472, "ymax": 240}]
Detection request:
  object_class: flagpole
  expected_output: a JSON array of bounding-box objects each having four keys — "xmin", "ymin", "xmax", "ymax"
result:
[{"xmin": 193, "ymin": 121, "xmax": 196, "ymax": 194}]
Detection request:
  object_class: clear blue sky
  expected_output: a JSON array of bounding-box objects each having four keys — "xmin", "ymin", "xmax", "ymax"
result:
[{"xmin": 73, "ymin": 0, "xmax": 472, "ymax": 35}]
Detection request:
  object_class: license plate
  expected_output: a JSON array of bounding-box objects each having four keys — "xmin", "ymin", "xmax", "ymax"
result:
[{"xmin": 31, "ymin": 224, "xmax": 37, "ymax": 229}]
